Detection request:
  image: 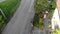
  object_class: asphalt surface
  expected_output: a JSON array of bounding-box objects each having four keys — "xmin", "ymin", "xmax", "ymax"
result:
[{"xmin": 2, "ymin": 0, "xmax": 35, "ymax": 34}]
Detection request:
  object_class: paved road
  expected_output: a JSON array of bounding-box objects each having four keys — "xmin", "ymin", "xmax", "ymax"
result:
[
  {"xmin": 0, "ymin": 0, "xmax": 5, "ymax": 2},
  {"xmin": 2, "ymin": 0, "xmax": 35, "ymax": 34}
]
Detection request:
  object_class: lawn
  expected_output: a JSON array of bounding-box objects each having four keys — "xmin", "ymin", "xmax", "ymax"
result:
[{"xmin": 0, "ymin": 0, "xmax": 21, "ymax": 31}]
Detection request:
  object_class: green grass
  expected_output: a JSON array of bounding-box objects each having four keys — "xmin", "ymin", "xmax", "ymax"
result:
[{"xmin": 0, "ymin": 0, "xmax": 21, "ymax": 31}]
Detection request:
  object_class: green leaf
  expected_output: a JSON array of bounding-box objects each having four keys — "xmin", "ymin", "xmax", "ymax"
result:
[{"xmin": 0, "ymin": 15, "xmax": 2, "ymax": 21}]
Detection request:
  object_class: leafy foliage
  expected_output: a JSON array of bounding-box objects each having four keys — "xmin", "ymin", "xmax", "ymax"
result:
[
  {"xmin": 33, "ymin": 0, "xmax": 56, "ymax": 29},
  {"xmin": 33, "ymin": 0, "xmax": 49, "ymax": 29},
  {"xmin": 51, "ymin": 29, "xmax": 60, "ymax": 34},
  {"xmin": 0, "ymin": 0, "xmax": 21, "ymax": 31},
  {"xmin": 34, "ymin": 0, "xmax": 49, "ymax": 14},
  {"xmin": 49, "ymin": 0, "xmax": 56, "ymax": 19}
]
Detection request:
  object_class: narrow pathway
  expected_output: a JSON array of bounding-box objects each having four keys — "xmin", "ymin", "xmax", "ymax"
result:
[
  {"xmin": 44, "ymin": 11, "xmax": 50, "ymax": 34},
  {"xmin": 2, "ymin": 0, "xmax": 35, "ymax": 34}
]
